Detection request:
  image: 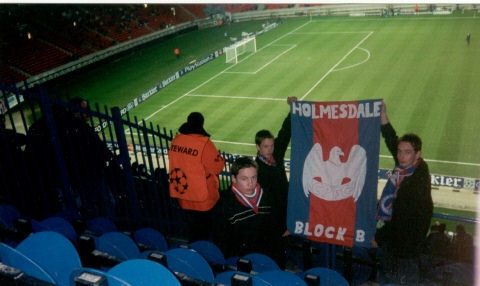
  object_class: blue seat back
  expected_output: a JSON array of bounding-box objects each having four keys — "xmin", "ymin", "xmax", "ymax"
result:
[
  {"xmin": 302, "ymin": 267, "xmax": 349, "ymax": 286},
  {"xmin": 242, "ymin": 253, "xmax": 280, "ymax": 273},
  {"xmin": 189, "ymin": 240, "xmax": 226, "ymax": 265},
  {"xmin": 15, "ymin": 231, "xmax": 82, "ymax": 286},
  {"xmin": 0, "ymin": 242, "xmax": 56, "ymax": 284},
  {"xmin": 133, "ymin": 227, "xmax": 169, "ymax": 251},
  {"xmin": 334, "ymin": 246, "xmax": 372, "ymax": 285},
  {"xmin": 86, "ymin": 217, "xmax": 117, "ymax": 235},
  {"xmin": 96, "ymin": 231, "xmax": 140, "ymax": 260},
  {"xmin": 38, "ymin": 216, "xmax": 78, "ymax": 242},
  {"xmin": 108, "ymin": 259, "xmax": 181, "ymax": 286},
  {"xmin": 256, "ymin": 270, "xmax": 307, "ymax": 286},
  {"xmin": 0, "ymin": 204, "xmax": 20, "ymax": 228},
  {"xmin": 165, "ymin": 248, "xmax": 214, "ymax": 283}
]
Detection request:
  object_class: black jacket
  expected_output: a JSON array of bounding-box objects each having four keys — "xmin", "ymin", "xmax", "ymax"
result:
[
  {"xmin": 255, "ymin": 113, "xmax": 291, "ymax": 229},
  {"xmin": 213, "ymin": 185, "xmax": 285, "ymax": 265},
  {"xmin": 375, "ymin": 123, "xmax": 433, "ymax": 258}
]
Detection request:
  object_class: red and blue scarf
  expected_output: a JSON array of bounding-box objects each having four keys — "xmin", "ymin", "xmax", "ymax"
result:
[
  {"xmin": 375, "ymin": 162, "xmax": 418, "ymax": 221},
  {"xmin": 256, "ymin": 152, "xmax": 277, "ymax": 166},
  {"xmin": 231, "ymin": 183, "xmax": 263, "ymax": 214}
]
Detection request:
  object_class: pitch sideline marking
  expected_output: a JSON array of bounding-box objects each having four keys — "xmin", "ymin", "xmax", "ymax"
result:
[
  {"xmin": 144, "ymin": 21, "xmax": 312, "ymax": 121},
  {"xmin": 300, "ymin": 31, "xmax": 374, "ymax": 101},
  {"xmin": 186, "ymin": 94, "xmax": 284, "ymax": 101}
]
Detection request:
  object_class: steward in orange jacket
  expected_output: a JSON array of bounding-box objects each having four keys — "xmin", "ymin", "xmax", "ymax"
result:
[{"xmin": 168, "ymin": 112, "xmax": 225, "ymax": 241}]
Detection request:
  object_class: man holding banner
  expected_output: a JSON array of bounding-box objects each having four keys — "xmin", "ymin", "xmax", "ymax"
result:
[
  {"xmin": 372, "ymin": 101, "xmax": 433, "ymax": 284},
  {"xmin": 287, "ymin": 99, "xmax": 381, "ymax": 248}
]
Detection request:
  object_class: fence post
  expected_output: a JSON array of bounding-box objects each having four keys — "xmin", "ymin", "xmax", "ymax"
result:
[
  {"xmin": 141, "ymin": 120, "xmax": 155, "ymax": 177},
  {"xmin": 111, "ymin": 107, "xmax": 141, "ymax": 220},
  {"xmin": 38, "ymin": 88, "xmax": 77, "ymax": 212}
]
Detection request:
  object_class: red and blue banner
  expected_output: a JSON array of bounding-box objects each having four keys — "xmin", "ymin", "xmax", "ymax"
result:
[{"xmin": 287, "ymin": 99, "xmax": 381, "ymax": 247}]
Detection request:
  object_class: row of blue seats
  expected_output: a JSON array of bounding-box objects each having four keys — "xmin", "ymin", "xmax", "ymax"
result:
[
  {"xmin": 0, "ymin": 204, "xmax": 350, "ymax": 285},
  {"xmin": 0, "ymin": 230, "xmax": 349, "ymax": 286}
]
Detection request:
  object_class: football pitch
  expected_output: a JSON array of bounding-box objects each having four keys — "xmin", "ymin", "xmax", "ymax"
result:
[{"xmin": 51, "ymin": 14, "xmax": 480, "ymax": 180}]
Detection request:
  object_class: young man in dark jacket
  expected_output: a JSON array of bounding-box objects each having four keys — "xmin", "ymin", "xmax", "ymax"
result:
[
  {"xmin": 254, "ymin": 96, "xmax": 297, "ymax": 235},
  {"xmin": 214, "ymin": 157, "xmax": 285, "ymax": 268},
  {"xmin": 372, "ymin": 101, "xmax": 433, "ymax": 285}
]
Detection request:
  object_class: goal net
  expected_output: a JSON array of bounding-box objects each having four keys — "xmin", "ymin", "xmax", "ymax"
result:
[{"xmin": 225, "ymin": 37, "xmax": 256, "ymax": 64}]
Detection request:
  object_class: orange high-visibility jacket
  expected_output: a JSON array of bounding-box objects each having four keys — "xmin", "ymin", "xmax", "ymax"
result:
[{"xmin": 168, "ymin": 134, "xmax": 225, "ymax": 211}]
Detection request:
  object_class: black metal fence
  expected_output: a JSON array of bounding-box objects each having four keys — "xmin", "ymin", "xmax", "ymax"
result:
[{"xmin": 0, "ymin": 80, "xmax": 238, "ymax": 240}]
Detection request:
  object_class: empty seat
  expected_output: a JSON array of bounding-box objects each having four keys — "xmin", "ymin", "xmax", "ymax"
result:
[
  {"xmin": 214, "ymin": 270, "xmax": 270, "ymax": 286},
  {"xmin": 108, "ymin": 259, "xmax": 181, "ymax": 285},
  {"xmin": 86, "ymin": 217, "xmax": 117, "ymax": 235},
  {"xmin": 256, "ymin": 270, "xmax": 307, "ymax": 286},
  {"xmin": 189, "ymin": 240, "xmax": 226, "ymax": 265},
  {"xmin": 96, "ymin": 231, "xmax": 140, "ymax": 261},
  {"xmin": 0, "ymin": 242, "xmax": 56, "ymax": 284},
  {"xmin": 133, "ymin": 227, "xmax": 169, "ymax": 251},
  {"xmin": 301, "ymin": 267, "xmax": 349, "ymax": 286},
  {"xmin": 15, "ymin": 231, "xmax": 82, "ymax": 286},
  {"xmin": 0, "ymin": 204, "xmax": 20, "ymax": 229},
  {"xmin": 165, "ymin": 247, "xmax": 214, "ymax": 283},
  {"xmin": 35, "ymin": 216, "xmax": 78, "ymax": 243},
  {"xmin": 242, "ymin": 253, "xmax": 280, "ymax": 273}
]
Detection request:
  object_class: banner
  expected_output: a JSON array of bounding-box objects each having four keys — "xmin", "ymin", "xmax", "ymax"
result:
[{"xmin": 287, "ymin": 99, "xmax": 381, "ymax": 247}]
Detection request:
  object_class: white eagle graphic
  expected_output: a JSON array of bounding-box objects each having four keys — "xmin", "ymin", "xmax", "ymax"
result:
[{"xmin": 302, "ymin": 143, "xmax": 367, "ymax": 202}]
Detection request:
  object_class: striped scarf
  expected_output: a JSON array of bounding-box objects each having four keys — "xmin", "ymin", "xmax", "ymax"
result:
[
  {"xmin": 231, "ymin": 183, "xmax": 263, "ymax": 214},
  {"xmin": 257, "ymin": 152, "xmax": 277, "ymax": 166},
  {"xmin": 375, "ymin": 163, "xmax": 417, "ymax": 222}
]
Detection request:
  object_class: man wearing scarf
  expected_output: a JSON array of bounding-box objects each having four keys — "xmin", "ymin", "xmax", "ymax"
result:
[
  {"xmin": 372, "ymin": 102, "xmax": 433, "ymax": 285},
  {"xmin": 255, "ymin": 96, "xmax": 297, "ymax": 236},
  {"xmin": 214, "ymin": 157, "xmax": 285, "ymax": 268}
]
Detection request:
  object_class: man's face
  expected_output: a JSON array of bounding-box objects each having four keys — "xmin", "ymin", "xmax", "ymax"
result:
[
  {"xmin": 232, "ymin": 167, "xmax": 258, "ymax": 195},
  {"xmin": 397, "ymin": 141, "xmax": 420, "ymax": 168},
  {"xmin": 256, "ymin": 138, "xmax": 274, "ymax": 160}
]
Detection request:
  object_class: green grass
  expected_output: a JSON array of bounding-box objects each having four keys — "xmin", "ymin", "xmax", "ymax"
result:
[{"xmin": 48, "ymin": 15, "xmax": 480, "ymax": 180}]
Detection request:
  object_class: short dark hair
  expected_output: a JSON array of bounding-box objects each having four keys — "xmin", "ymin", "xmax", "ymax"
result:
[
  {"xmin": 231, "ymin": 156, "xmax": 258, "ymax": 177},
  {"xmin": 255, "ymin": 129, "xmax": 274, "ymax": 146},
  {"xmin": 398, "ymin": 133, "xmax": 422, "ymax": 152}
]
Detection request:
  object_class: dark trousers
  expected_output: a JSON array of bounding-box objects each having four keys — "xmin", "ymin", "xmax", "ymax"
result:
[{"xmin": 183, "ymin": 209, "xmax": 213, "ymax": 243}]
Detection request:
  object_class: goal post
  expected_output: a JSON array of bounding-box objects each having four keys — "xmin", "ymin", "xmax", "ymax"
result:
[{"xmin": 225, "ymin": 37, "xmax": 257, "ymax": 64}]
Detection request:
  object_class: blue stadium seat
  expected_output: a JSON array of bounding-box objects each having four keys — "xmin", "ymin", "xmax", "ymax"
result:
[
  {"xmin": 189, "ymin": 240, "xmax": 226, "ymax": 265},
  {"xmin": 133, "ymin": 227, "xmax": 169, "ymax": 251},
  {"xmin": 334, "ymin": 246, "xmax": 372, "ymax": 285},
  {"xmin": 15, "ymin": 231, "xmax": 82, "ymax": 286},
  {"xmin": 301, "ymin": 267, "xmax": 349, "ymax": 286},
  {"xmin": 242, "ymin": 253, "xmax": 280, "ymax": 273},
  {"xmin": 0, "ymin": 242, "xmax": 56, "ymax": 284},
  {"xmin": 0, "ymin": 204, "xmax": 25, "ymax": 247},
  {"xmin": 69, "ymin": 267, "xmax": 130, "ymax": 286},
  {"xmin": 108, "ymin": 259, "xmax": 181, "ymax": 286},
  {"xmin": 0, "ymin": 204, "xmax": 20, "ymax": 228},
  {"xmin": 37, "ymin": 216, "xmax": 79, "ymax": 243},
  {"xmin": 214, "ymin": 270, "xmax": 270, "ymax": 286},
  {"xmin": 96, "ymin": 231, "xmax": 140, "ymax": 261},
  {"xmin": 256, "ymin": 270, "xmax": 307, "ymax": 286},
  {"xmin": 86, "ymin": 217, "xmax": 117, "ymax": 235},
  {"xmin": 165, "ymin": 247, "xmax": 215, "ymax": 283}
]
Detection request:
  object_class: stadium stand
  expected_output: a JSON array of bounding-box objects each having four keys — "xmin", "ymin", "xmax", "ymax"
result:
[{"xmin": 0, "ymin": 4, "xmax": 478, "ymax": 285}]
